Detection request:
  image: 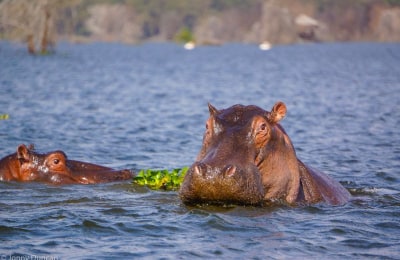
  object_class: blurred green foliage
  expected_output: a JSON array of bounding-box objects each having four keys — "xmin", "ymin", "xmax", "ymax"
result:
[
  {"xmin": 174, "ymin": 27, "xmax": 194, "ymax": 43},
  {"xmin": 0, "ymin": 114, "xmax": 9, "ymax": 120},
  {"xmin": 133, "ymin": 167, "xmax": 189, "ymax": 191}
]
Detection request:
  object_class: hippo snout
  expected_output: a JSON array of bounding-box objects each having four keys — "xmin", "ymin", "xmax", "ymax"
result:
[{"xmin": 179, "ymin": 162, "xmax": 265, "ymax": 206}]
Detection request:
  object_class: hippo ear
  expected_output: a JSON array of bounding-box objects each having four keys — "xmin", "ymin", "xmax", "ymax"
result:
[
  {"xmin": 17, "ymin": 144, "xmax": 30, "ymax": 162},
  {"xmin": 268, "ymin": 101, "xmax": 287, "ymax": 123},
  {"xmin": 208, "ymin": 103, "xmax": 219, "ymax": 117}
]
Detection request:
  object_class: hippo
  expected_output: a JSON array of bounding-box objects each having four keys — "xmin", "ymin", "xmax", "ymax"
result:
[
  {"xmin": 179, "ymin": 101, "xmax": 351, "ymax": 206},
  {"xmin": 0, "ymin": 144, "xmax": 134, "ymax": 184}
]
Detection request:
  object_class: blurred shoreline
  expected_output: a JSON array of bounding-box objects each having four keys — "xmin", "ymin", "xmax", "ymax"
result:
[{"xmin": 0, "ymin": 0, "xmax": 399, "ymax": 53}]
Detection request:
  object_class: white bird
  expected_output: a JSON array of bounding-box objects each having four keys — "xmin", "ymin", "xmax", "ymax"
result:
[
  {"xmin": 259, "ymin": 41, "xmax": 272, "ymax": 51},
  {"xmin": 184, "ymin": 41, "xmax": 195, "ymax": 50}
]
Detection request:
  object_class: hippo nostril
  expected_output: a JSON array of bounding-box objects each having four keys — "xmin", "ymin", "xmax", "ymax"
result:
[
  {"xmin": 193, "ymin": 165, "xmax": 201, "ymax": 176},
  {"xmin": 193, "ymin": 163, "xmax": 215, "ymax": 179},
  {"xmin": 224, "ymin": 165, "xmax": 236, "ymax": 177},
  {"xmin": 193, "ymin": 163, "xmax": 207, "ymax": 177}
]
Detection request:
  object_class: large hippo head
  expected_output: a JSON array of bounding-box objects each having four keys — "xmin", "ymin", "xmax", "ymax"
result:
[
  {"xmin": 180, "ymin": 101, "xmax": 350, "ymax": 206},
  {"xmin": 180, "ymin": 102, "xmax": 291, "ymax": 206},
  {"xmin": 0, "ymin": 144, "xmax": 133, "ymax": 184}
]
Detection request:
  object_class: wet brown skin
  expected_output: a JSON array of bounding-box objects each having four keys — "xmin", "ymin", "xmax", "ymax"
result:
[
  {"xmin": 179, "ymin": 102, "xmax": 351, "ymax": 206},
  {"xmin": 0, "ymin": 144, "xmax": 134, "ymax": 184}
]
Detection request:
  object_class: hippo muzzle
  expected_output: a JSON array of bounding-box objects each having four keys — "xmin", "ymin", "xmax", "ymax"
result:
[{"xmin": 179, "ymin": 161, "xmax": 265, "ymax": 206}]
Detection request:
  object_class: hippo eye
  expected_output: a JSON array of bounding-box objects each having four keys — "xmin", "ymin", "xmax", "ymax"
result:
[
  {"xmin": 260, "ymin": 123, "xmax": 267, "ymax": 131},
  {"xmin": 53, "ymin": 159, "xmax": 60, "ymax": 164}
]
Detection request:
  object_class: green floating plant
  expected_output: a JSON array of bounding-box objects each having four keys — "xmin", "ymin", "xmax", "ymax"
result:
[
  {"xmin": 0, "ymin": 114, "xmax": 9, "ymax": 120},
  {"xmin": 133, "ymin": 167, "xmax": 189, "ymax": 191}
]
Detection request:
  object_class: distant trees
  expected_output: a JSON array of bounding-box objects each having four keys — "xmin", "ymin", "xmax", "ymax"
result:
[
  {"xmin": 85, "ymin": 4, "xmax": 141, "ymax": 43},
  {"xmin": 74, "ymin": 0, "xmax": 400, "ymax": 45},
  {"xmin": 0, "ymin": 0, "xmax": 57, "ymax": 54},
  {"xmin": 0, "ymin": 0, "xmax": 399, "ymax": 54}
]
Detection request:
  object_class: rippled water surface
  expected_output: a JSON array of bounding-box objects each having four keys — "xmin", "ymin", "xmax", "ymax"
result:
[{"xmin": 0, "ymin": 41, "xmax": 399, "ymax": 259}]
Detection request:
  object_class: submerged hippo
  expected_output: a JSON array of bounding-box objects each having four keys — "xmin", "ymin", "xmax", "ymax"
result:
[
  {"xmin": 0, "ymin": 144, "xmax": 133, "ymax": 184},
  {"xmin": 179, "ymin": 102, "xmax": 351, "ymax": 206}
]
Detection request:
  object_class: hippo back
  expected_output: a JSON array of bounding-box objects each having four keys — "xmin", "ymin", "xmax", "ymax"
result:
[{"xmin": 297, "ymin": 160, "xmax": 351, "ymax": 205}]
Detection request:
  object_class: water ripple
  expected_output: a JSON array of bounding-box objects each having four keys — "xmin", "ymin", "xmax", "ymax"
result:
[{"xmin": 0, "ymin": 42, "xmax": 399, "ymax": 258}]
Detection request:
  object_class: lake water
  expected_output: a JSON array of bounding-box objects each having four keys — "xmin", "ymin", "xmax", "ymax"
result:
[{"xmin": 0, "ymin": 41, "xmax": 399, "ymax": 259}]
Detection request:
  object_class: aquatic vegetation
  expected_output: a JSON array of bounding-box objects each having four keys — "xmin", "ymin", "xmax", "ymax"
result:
[
  {"xmin": 0, "ymin": 114, "xmax": 9, "ymax": 120},
  {"xmin": 133, "ymin": 167, "xmax": 189, "ymax": 191}
]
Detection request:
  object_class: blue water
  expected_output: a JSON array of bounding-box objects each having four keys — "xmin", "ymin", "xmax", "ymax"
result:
[{"xmin": 0, "ymin": 41, "xmax": 399, "ymax": 259}]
